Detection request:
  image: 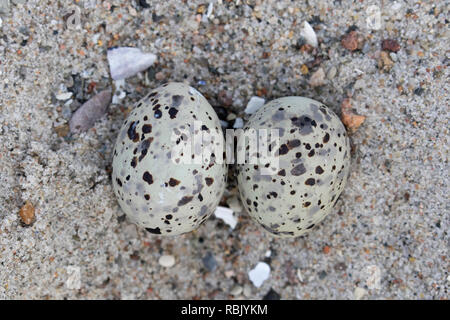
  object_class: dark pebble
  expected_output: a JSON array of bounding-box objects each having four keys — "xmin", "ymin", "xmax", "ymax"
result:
[
  {"xmin": 263, "ymin": 288, "xmax": 281, "ymax": 300},
  {"xmin": 202, "ymin": 252, "xmax": 217, "ymax": 272},
  {"xmin": 318, "ymin": 270, "xmax": 327, "ymax": 279}
]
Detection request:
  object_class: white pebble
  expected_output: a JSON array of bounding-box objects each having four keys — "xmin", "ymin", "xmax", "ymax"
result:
[
  {"xmin": 214, "ymin": 206, "xmax": 237, "ymax": 229},
  {"xmin": 248, "ymin": 262, "xmax": 270, "ymax": 288},
  {"xmin": 297, "ymin": 269, "xmax": 304, "ymax": 282},
  {"xmin": 230, "ymin": 285, "xmax": 243, "ymax": 296},
  {"xmin": 56, "ymin": 92, "xmax": 73, "ymax": 101},
  {"xmin": 233, "ymin": 117, "xmax": 244, "ymax": 129},
  {"xmin": 158, "ymin": 255, "xmax": 175, "ymax": 268},
  {"xmin": 107, "ymin": 47, "xmax": 157, "ymax": 80},
  {"xmin": 300, "ymin": 21, "xmax": 318, "ymax": 47},
  {"xmin": 244, "ymin": 96, "xmax": 265, "ymax": 114},
  {"xmin": 354, "ymin": 287, "xmax": 367, "ymax": 300}
]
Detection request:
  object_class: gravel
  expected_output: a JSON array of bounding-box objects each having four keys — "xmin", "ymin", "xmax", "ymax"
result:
[{"xmin": 0, "ymin": 0, "xmax": 448, "ymax": 300}]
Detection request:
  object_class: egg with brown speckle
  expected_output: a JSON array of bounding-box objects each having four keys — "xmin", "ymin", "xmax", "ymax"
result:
[
  {"xmin": 112, "ymin": 82, "xmax": 227, "ymax": 236},
  {"xmin": 236, "ymin": 97, "xmax": 350, "ymax": 238}
]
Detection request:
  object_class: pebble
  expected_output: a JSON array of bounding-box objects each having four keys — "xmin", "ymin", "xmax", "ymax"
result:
[
  {"xmin": 244, "ymin": 96, "xmax": 265, "ymax": 114},
  {"xmin": 19, "ymin": 201, "xmax": 35, "ymax": 225},
  {"xmin": 341, "ymin": 31, "xmax": 362, "ymax": 51},
  {"xmin": 107, "ymin": 47, "xmax": 157, "ymax": 80},
  {"xmin": 382, "ymin": 39, "xmax": 401, "ymax": 53},
  {"xmin": 248, "ymin": 262, "xmax": 270, "ymax": 288},
  {"xmin": 226, "ymin": 113, "xmax": 236, "ymax": 121},
  {"xmin": 263, "ymin": 288, "xmax": 280, "ymax": 300},
  {"xmin": 230, "ymin": 285, "xmax": 243, "ymax": 296},
  {"xmin": 233, "ymin": 117, "xmax": 244, "ymax": 129},
  {"xmin": 202, "ymin": 252, "xmax": 217, "ymax": 272},
  {"xmin": 214, "ymin": 206, "xmax": 237, "ymax": 229},
  {"xmin": 327, "ymin": 66, "xmax": 337, "ymax": 79},
  {"xmin": 243, "ymin": 285, "xmax": 252, "ymax": 297},
  {"xmin": 341, "ymin": 98, "xmax": 366, "ymax": 132},
  {"xmin": 318, "ymin": 270, "xmax": 327, "ymax": 279},
  {"xmin": 55, "ymin": 92, "xmax": 73, "ymax": 101},
  {"xmin": 354, "ymin": 287, "xmax": 367, "ymax": 300},
  {"xmin": 309, "ymin": 67, "xmax": 325, "ymax": 87},
  {"xmin": 158, "ymin": 255, "xmax": 175, "ymax": 268},
  {"xmin": 69, "ymin": 90, "xmax": 112, "ymax": 134}
]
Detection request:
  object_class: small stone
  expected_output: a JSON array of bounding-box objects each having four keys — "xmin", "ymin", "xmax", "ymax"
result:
[
  {"xmin": 309, "ymin": 67, "xmax": 325, "ymax": 87},
  {"xmin": 318, "ymin": 270, "xmax": 327, "ymax": 279},
  {"xmin": 341, "ymin": 31, "xmax": 363, "ymax": 51},
  {"xmin": 225, "ymin": 270, "xmax": 235, "ymax": 278},
  {"xmin": 226, "ymin": 113, "xmax": 236, "ymax": 121},
  {"xmin": 233, "ymin": 117, "xmax": 244, "ymax": 129},
  {"xmin": 155, "ymin": 71, "xmax": 165, "ymax": 81},
  {"xmin": 243, "ymin": 285, "xmax": 252, "ymax": 297},
  {"xmin": 381, "ymin": 39, "xmax": 400, "ymax": 52},
  {"xmin": 69, "ymin": 90, "xmax": 112, "ymax": 134},
  {"xmin": 341, "ymin": 98, "xmax": 366, "ymax": 132},
  {"xmin": 248, "ymin": 262, "xmax": 270, "ymax": 287},
  {"xmin": 354, "ymin": 287, "xmax": 367, "ymax": 300},
  {"xmin": 55, "ymin": 92, "xmax": 73, "ymax": 101},
  {"xmin": 158, "ymin": 255, "xmax": 175, "ymax": 268},
  {"xmin": 202, "ymin": 252, "xmax": 217, "ymax": 272},
  {"xmin": 19, "ymin": 201, "xmax": 35, "ymax": 225},
  {"xmin": 378, "ymin": 51, "xmax": 394, "ymax": 72},
  {"xmin": 230, "ymin": 285, "xmax": 243, "ymax": 296},
  {"xmin": 54, "ymin": 124, "xmax": 70, "ymax": 137},
  {"xmin": 322, "ymin": 245, "xmax": 331, "ymax": 254},
  {"xmin": 262, "ymin": 288, "xmax": 280, "ymax": 300},
  {"xmin": 327, "ymin": 66, "xmax": 337, "ymax": 79},
  {"xmin": 300, "ymin": 64, "xmax": 309, "ymax": 75}
]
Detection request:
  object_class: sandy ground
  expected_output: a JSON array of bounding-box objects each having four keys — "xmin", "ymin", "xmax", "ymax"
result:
[{"xmin": 0, "ymin": 0, "xmax": 448, "ymax": 299}]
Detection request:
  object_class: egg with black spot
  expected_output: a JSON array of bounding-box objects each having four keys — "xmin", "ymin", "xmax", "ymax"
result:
[
  {"xmin": 112, "ymin": 82, "xmax": 227, "ymax": 236},
  {"xmin": 236, "ymin": 97, "xmax": 350, "ymax": 238}
]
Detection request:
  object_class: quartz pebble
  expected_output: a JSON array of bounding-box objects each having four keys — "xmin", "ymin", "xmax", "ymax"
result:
[
  {"xmin": 159, "ymin": 255, "xmax": 175, "ymax": 268},
  {"xmin": 354, "ymin": 287, "xmax": 367, "ymax": 300},
  {"xmin": 233, "ymin": 117, "xmax": 244, "ymax": 129}
]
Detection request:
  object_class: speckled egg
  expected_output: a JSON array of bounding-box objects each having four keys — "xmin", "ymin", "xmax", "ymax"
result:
[
  {"xmin": 112, "ymin": 82, "xmax": 227, "ymax": 236},
  {"xmin": 237, "ymin": 97, "xmax": 350, "ymax": 238}
]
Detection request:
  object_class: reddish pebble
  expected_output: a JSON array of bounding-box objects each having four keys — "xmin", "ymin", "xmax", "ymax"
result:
[{"xmin": 381, "ymin": 39, "xmax": 400, "ymax": 52}]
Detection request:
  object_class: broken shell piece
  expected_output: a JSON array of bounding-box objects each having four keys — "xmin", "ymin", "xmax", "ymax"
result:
[
  {"xmin": 69, "ymin": 90, "xmax": 112, "ymax": 134},
  {"xmin": 107, "ymin": 47, "xmax": 157, "ymax": 80},
  {"xmin": 214, "ymin": 206, "xmax": 237, "ymax": 229},
  {"xmin": 244, "ymin": 96, "xmax": 265, "ymax": 114},
  {"xmin": 248, "ymin": 262, "xmax": 271, "ymax": 287},
  {"xmin": 300, "ymin": 21, "xmax": 318, "ymax": 48}
]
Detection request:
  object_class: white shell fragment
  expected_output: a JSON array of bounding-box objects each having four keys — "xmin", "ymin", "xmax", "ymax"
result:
[
  {"xmin": 244, "ymin": 96, "xmax": 265, "ymax": 115},
  {"xmin": 107, "ymin": 47, "xmax": 157, "ymax": 80},
  {"xmin": 248, "ymin": 262, "xmax": 271, "ymax": 288},
  {"xmin": 300, "ymin": 21, "xmax": 318, "ymax": 47},
  {"xmin": 214, "ymin": 206, "xmax": 237, "ymax": 229},
  {"xmin": 69, "ymin": 89, "xmax": 112, "ymax": 134}
]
